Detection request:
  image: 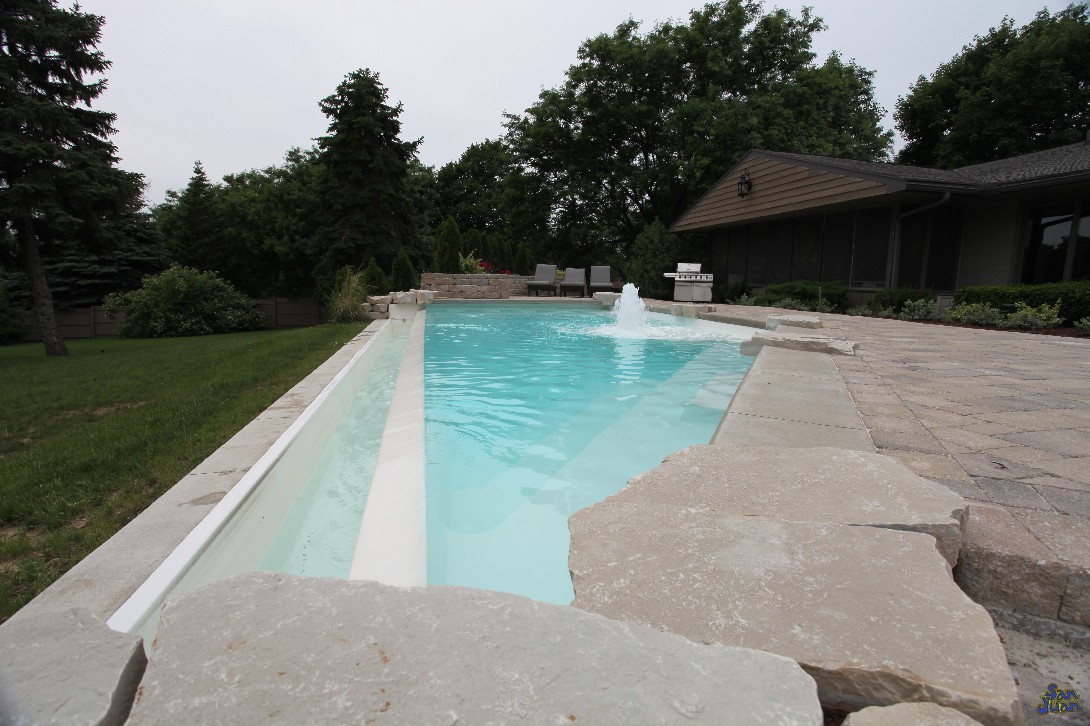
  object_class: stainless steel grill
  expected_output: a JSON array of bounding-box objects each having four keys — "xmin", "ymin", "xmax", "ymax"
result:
[{"xmin": 663, "ymin": 263, "xmax": 713, "ymax": 302}]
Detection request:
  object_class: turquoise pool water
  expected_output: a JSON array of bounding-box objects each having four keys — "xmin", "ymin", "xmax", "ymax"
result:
[
  {"xmin": 260, "ymin": 322, "xmax": 411, "ymax": 577},
  {"xmin": 424, "ymin": 303, "xmax": 753, "ymax": 604}
]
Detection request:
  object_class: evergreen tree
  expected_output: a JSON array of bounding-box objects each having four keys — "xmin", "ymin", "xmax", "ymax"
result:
[
  {"xmin": 1, "ymin": 0, "xmax": 145, "ymax": 355},
  {"xmin": 627, "ymin": 221, "xmax": 675, "ymax": 300},
  {"xmin": 313, "ymin": 69, "xmax": 420, "ymax": 293},
  {"xmin": 513, "ymin": 244, "xmax": 533, "ymax": 276},
  {"xmin": 390, "ymin": 249, "xmax": 418, "ymax": 291},
  {"xmin": 433, "ymin": 217, "xmax": 462, "ymax": 273},
  {"xmin": 461, "ymin": 229, "xmax": 483, "ymax": 261},
  {"xmin": 362, "ymin": 256, "xmax": 390, "ymax": 295},
  {"xmin": 158, "ymin": 161, "xmax": 224, "ymax": 272}
]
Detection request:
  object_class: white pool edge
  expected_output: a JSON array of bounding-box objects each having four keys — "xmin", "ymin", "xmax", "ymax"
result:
[
  {"xmin": 105, "ymin": 319, "xmax": 393, "ymax": 634},
  {"xmin": 348, "ymin": 309, "xmax": 427, "ymax": 585}
]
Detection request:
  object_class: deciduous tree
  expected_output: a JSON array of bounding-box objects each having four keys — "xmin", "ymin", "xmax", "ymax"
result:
[
  {"xmin": 896, "ymin": 4, "xmax": 1090, "ymax": 168},
  {"xmin": 505, "ymin": 0, "xmax": 891, "ymax": 265}
]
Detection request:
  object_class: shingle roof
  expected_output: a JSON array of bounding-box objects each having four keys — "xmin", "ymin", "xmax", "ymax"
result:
[
  {"xmin": 764, "ymin": 141, "xmax": 1090, "ymax": 190},
  {"xmin": 955, "ymin": 141, "xmax": 1090, "ymax": 184},
  {"xmin": 765, "ymin": 151, "xmax": 976, "ymax": 185}
]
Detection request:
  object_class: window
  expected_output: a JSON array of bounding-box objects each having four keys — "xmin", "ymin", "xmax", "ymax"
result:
[{"xmin": 1023, "ymin": 205, "xmax": 1074, "ymax": 283}]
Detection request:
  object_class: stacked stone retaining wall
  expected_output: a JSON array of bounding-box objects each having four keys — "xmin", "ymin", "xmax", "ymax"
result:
[{"xmin": 420, "ymin": 273, "xmax": 532, "ymax": 299}]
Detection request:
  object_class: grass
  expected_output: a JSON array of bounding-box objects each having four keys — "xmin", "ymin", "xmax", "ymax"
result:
[{"xmin": 0, "ymin": 323, "xmax": 367, "ymax": 623}]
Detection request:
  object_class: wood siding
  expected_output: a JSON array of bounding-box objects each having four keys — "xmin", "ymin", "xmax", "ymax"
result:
[{"xmin": 673, "ymin": 156, "xmax": 889, "ymax": 232}]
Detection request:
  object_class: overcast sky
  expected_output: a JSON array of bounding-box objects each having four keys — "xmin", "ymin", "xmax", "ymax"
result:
[{"xmin": 77, "ymin": 0, "xmax": 1054, "ymax": 205}]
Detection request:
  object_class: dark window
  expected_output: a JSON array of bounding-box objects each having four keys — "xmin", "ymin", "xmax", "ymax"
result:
[
  {"xmin": 852, "ymin": 207, "xmax": 891, "ymax": 286},
  {"xmin": 898, "ymin": 214, "xmax": 927, "ymax": 288},
  {"xmin": 726, "ymin": 227, "xmax": 748, "ymax": 286},
  {"xmin": 792, "ymin": 215, "xmax": 823, "ymax": 281},
  {"xmin": 1023, "ymin": 205, "xmax": 1074, "ymax": 283},
  {"xmin": 1072, "ymin": 200, "xmax": 1090, "ymax": 281},
  {"xmin": 925, "ymin": 207, "xmax": 962, "ymax": 291},
  {"xmin": 821, "ymin": 212, "xmax": 853, "ymax": 283},
  {"xmin": 765, "ymin": 219, "xmax": 793, "ymax": 284}
]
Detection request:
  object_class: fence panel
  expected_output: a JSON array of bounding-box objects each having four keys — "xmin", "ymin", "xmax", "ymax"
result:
[{"xmin": 19, "ymin": 299, "xmax": 328, "ymax": 341}]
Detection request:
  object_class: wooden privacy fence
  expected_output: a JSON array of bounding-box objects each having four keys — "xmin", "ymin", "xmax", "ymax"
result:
[{"xmin": 20, "ymin": 298, "xmax": 329, "ymax": 341}]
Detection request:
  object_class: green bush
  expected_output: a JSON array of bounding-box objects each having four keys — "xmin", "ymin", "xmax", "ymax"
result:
[
  {"xmin": 390, "ymin": 250, "xmax": 418, "ymax": 292},
  {"xmin": 945, "ymin": 302, "xmax": 1005, "ymax": 326},
  {"xmin": 327, "ymin": 266, "xmax": 370, "ymax": 323},
  {"xmin": 872, "ymin": 288, "xmax": 934, "ymax": 315},
  {"xmin": 1075, "ymin": 317, "xmax": 1090, "ymax": 331},
  {"xmin": 0, "ymin": 285, "xmax": 26, "ymax": 345},
  {"xmin": 844, "ymin": 305, "xmax": 872, "ymax": 316},
  {"xmin": 898, "ymin": 297, "xmax": 937, "ymax": 321},
  {"xmin": 1004, "ymin": 300, "xmax": 1063, "ymax": 329},
  {"xmin": 713, "ymin": 282, "xmax": 745, "ymax": 304},
  {"xmin": 103, "ymin": 264, "xmax": 266, "ymax": 338},
  {"xmin": 753, "ymin": 280, "xmax": 848, "ymax": 310},
  {"xmin": 955, "ymin": 281, "xmax": 1090, "ymax": 324},
  {"xmin": 362, "ymin": 257, "xmax": 390, "ymax": 295}
]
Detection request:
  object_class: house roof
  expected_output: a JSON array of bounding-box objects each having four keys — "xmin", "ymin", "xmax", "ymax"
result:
[{"xmin": 671, "ymin": 140, "xmax": 1090, "ymax": 232}]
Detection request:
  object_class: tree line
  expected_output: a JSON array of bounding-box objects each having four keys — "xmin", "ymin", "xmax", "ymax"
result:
[{"xmin": 3, "ymin": 0, "xmax": 1088, "ymax": 354}]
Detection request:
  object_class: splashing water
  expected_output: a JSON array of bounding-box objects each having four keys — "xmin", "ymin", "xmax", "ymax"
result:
[{"xmin": 613, "ymin": 283, "xmax": 648, "ymax": 333}]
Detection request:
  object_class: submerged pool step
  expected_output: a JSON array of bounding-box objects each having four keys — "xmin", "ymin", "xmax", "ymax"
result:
[{"xmin": 348, "ymin": 310, "xmax": 428, "ymax": 586}]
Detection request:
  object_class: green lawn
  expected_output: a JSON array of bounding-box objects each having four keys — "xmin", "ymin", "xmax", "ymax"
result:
[{"xmin": 0, "ymin": 323, "xmax": 367, "ymax": 623}]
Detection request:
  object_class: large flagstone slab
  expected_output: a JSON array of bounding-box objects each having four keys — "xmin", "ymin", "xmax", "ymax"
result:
[
  {"xmin": 129, "ymin": 572, "xmax": 822, "ymax": 725},
  {"xmin": 616, "ymin": 444, "xmax": 968, "ymax": 566},
  {"xmin": 569, "ymin": 509, "xmax": 1020, "ymax": 725}
]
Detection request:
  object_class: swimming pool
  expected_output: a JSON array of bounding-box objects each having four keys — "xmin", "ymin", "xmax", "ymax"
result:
[
  {"xmin": 108, "ymin": 301, "xmax": 754, "ymax": 636},
  {"xmin": 424, "ymin": 303, "xmax": 753, "ymax": 603}
]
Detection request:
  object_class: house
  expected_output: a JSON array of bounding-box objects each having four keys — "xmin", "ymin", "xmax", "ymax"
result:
[{"xmin": 670, "ymin": 138, "xmax": 1090, "ymax": 297}]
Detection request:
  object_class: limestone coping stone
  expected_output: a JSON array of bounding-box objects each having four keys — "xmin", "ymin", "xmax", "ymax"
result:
[
  {"xmin": 129, "ymin": 573, "xmax": 823, "ymax": 725},
  {"xmin": 843, "ymin": 702, "xmax": 985, "ymax": 725},
  {"xmin": 955, "ymin": 504, "xmax": 1069, "ymax": 621},
  {"xmin": 592, "ymin": 291, "xmax": 620, "ymax": 307},
  {"xmin": 620, "ymin": 444, "xmax": 967, "ymax": 567},
  {"xmin": 741, "ymin": 331, "xmax": 858, "ymax": 356},
  {"xmin": 766, "ymin": 314, "xmax": 823, "ymax": 330},
  {"xmin": 569, "ymin": 511, "xmax": 1021, "ymax": 725},
  {"xmin": 0, "ymin": 608, "xmax": 146, "ymax": 726}
]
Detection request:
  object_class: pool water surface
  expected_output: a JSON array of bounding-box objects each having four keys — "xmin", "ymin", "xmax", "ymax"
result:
[{"xmin": 424, "ymin": 303, "xmax": 753, "ymax": 603}]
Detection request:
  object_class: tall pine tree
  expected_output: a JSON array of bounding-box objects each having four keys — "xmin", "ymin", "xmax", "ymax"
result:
[
  {"xmin": 313, "ymin": 69, "xmax": 420, "ymax": 294},
  {"xmin": 0, "ymin": 0, "xmax": 143, "ymax": 355}
]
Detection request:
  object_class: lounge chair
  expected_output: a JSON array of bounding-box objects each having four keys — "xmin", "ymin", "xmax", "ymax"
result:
[
  {"xmin": 527, "ymin": 264, "xmax": 558, "ymax": 296},
  {"xmin": 589, "ymin": 266, "xmax": 614, "ymax": 294},
  {"xmin": 558, "ymin": 267, "xmax": 586, "ymax": 297}
]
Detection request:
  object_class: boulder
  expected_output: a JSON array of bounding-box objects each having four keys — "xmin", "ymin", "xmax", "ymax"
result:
[
  {"xmin": 766, "ymin": 314, "xmax": 823, "ymax": 330},
  {"xmin": 843, "ymin": 702, "xmax": 984, "ymax": 725},
  {"xmin": 0, "ymin": 607, "xmax": 146, "ymax": 726},
  {"xmin": 741, "ymin": 331, "xmax": 858, "ymax": 356},
  {"xmin": 620, "ymin": 444, "xmax": 967, "ymax": 567},
  {"xmin": 569, "ymin": 510, "xmax": 1020, "ymax": 725},
  {"xmin": 129, "ymin": 572, "xmax": 822, "ymax": 725}
]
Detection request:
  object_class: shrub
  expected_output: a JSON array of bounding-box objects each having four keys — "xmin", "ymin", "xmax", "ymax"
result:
[
  {"xmin": 1004, "ymin": 300, "xmax": 1063, "ymax": 329},
  {"xmin": 390, "ymin": 250, "xmax": 418, "ymax": 292},
  {"xmin": 844, "ymin": 305, "xmax": 872, "ymax": 316},
  {"xmin": 458, "ymin": 250, "xmax": 485, "ymax": 274},
  {"xmin": 753, "ymin": 280, "xmax": 848, "ymax": 310},
  {"xmin": 945, "ymin": 302, "xmax": 1005, "ymax": 326},
  {"xmin": 1075, "ymin": 317, "xmax": 1090, "ymax": 331},
  {"xmin": 768, "ymin": 296, "xmax": 809, "ymax": 311},
  {"xmin": 103, "ymin": 264, "xmax": 266, "ymax": 338},
  {"xmin": 955, "ymin": 281, "xmax": 1090, "ymax": 324},
  {"xmin": 733, "ymin": 293, "xmax": 757, "ymax": 306},
  {"xmin": 433, "ymin": 217, "xmax": 462, "ymax": 273},
  {"xmin": 362, "ymin": 257, "xmax": 390, "ymax": 295},
  {"xmin": 872, "ymin": 288, "xmax": 934, "ymax": 315},
  {"xmin": 0, "ymin": 284, "xmax": 26, "ymax": 345},
  {"xmin": 713, "ymin": 281, "xmax": 746, "ymax": 304},
  {"xmin": 898, "ymin": 297, "xmax": 937, "ymax": 321},
  {"xmin": 327, "ymin": 266, "xmax": 370, "ymax": 323}
]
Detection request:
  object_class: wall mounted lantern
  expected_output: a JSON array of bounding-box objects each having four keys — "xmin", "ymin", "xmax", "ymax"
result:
[{"xmin": 737, "ymin": 170, "xmax": 753, "ymax": 198}]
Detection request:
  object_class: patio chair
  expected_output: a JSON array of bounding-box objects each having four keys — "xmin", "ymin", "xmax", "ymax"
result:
[
  {"xmin": 527, "ymin": 264, "xmax": 558, "ymax": 296},
  {"xmin": 589, "ymin": 266, "xmax": 614, "ymax": 294},
  {"xmin": 558, "ymin": 267, "xmax": 586, "ymax": 297}
]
